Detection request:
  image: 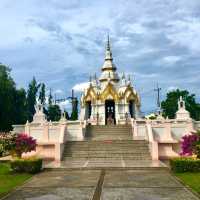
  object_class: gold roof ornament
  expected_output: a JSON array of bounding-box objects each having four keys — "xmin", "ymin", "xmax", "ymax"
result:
[
  {"xmin": 99, "ymin": 35, "xmax": 119, "ymax": 83},
  {"xmin": 81, "ymin": 35, "xmax": 141, "ymax": 107}
]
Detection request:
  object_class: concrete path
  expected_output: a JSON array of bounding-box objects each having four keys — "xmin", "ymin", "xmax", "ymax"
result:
[
  {"xmin": 2, "ymin": 169, "xmax": 199, "ymax": 200},
  {"xmin": 45, "ymin": 159, "xmax": 166, "ymax": 169}
]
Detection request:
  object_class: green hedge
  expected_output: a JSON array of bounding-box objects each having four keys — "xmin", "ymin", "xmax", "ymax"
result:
[
  {"xmin": 10, "ymin": 157, "xmax": 43, "ymax": 174},
  {"xmin": 170, "ymin": 157, "xmax": 200, "ymax": 173}
]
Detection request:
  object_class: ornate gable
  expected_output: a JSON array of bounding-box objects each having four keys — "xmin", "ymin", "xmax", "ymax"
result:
[
  {"xmin": 100, "ymin": 82, "xmax": 119, "ymax": 102},
  {"xmin": 123, "ymin": 85, "xmax": 140, "ymax": 105},
  {"xmin": 83, "ymin": 85, "xmax": 98, "ymax": 104}
]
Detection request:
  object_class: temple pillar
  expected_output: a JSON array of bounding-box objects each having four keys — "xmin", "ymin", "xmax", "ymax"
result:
[
  {"xmin": 115, "ymin": 103, "xmax": 120, "ymax": 124},
  {"xmin": 135, "ymin": 104, "xmax": 140, "ymax": 119}
]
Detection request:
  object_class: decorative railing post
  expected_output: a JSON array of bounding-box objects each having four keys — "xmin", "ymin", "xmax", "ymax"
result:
[
  {"xmin": 146, "ymin": 120, "xmax": 158, "ymax": 160},
  {"xmin": 25, "ymin": 121, "xmax": 30, "ymax": 136},
  {"xmin": 43, "ymin": 122, "xmax": 49, "ymax": 141}
]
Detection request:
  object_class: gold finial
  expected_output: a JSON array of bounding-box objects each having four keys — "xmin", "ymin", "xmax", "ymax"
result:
[{"xmin": 105, "ymin": 34, "xmax": 112, "ymax": 60}]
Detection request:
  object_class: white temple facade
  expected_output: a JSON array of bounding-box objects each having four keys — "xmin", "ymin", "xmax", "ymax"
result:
[{"xmin": 80, "ymin": 36, "xmax": 141, "ymax": 125}]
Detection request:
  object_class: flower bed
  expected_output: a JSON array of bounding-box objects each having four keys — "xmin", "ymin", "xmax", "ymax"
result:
[
  {"xmin": 170, "ymin": 131, "xmax": 200, "ymax": 173},
  {"xmin": 0, "ymin": 132, "xmax": 15, "ymax": 156},
  {"xmin": 180, "ymin": 133, "xmax": 200, "ymax": 158},
  {"xmin": 1, "ymin": 133, "xmax": 42, "ymax": 174}
]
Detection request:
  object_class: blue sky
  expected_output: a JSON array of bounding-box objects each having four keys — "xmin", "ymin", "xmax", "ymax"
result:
[{"xmin": 0, "ymin": 0, "xmax": 200, "ymax": 113}]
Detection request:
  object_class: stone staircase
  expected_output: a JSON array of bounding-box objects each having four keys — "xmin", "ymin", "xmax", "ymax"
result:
[
  {"xmin": 85, "ymin": 125, "xmax": 133, "ymax": 140},
  {"xmin": 63, "ymin": 140, "xmax": 151, "ymax": 160},
  {"xmin": 63, "ymin": 125, "xmax": 151, "ymax": 161}
]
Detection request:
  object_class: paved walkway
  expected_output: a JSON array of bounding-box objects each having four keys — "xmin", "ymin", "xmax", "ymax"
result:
[
  {"xmin": 2, "ymin": 169, "xmax": 199, "ymax": 200},
  {"xmin": 45, "ymin": 159, "xmax": 166, "ymax": 169}
]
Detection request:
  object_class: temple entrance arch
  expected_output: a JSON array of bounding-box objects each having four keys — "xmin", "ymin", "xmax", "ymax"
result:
[
  {"xmin": 85, "ymin": 101, "xmax": 92, "ymax": 120},
  {"xmin": 129, "ymin": 100, "xmax": 135, "ymax": 118},
  {"xmin": 105, "ymin": 100, "xmax": 115, "ymax": 125}
]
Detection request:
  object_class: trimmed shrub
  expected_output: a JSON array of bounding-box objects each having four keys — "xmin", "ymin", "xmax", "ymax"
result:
[
  {"xmin": 10, "ymin": 157, "xmax": 42, "ymax": 174},
  {"xmin": 170, "ymin": 157, "xmax": 200, "ymax": 172}
]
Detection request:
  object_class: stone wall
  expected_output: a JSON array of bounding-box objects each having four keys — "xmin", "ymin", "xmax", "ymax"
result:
[
  {"xmin": 132, "ymin": 118, "xmax": 196, "ymax": 160},
  {"xmin": 13, "ymin": 119, "xmax": 86, "ymax": 161}
]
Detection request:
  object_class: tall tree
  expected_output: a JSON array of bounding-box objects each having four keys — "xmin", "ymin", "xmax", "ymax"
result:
[
  {"xmin": 161, "ymin": 89, "xmax": 200, "ymax": 120},
  {"xmin": 13, "ymin": 88, "xmax": 28, "ymax": 125},
  {"xmin": 63, "ymin": 110, "xmax": 69, "ymax": 120},
  {"xmin": 70, "ymin": 98, "xmax": 78, "ymax": 120},
  {"xmin": 47, "ymin": 105, "xmax": 61, "ymax": 121},
  {"xmin": 39, "ymin": 83, "xmax": 46, "ymax": 105},
  {"xmin": 48, "ymin": 88, "xmax": 53, "ymax": 105},
  {"xmin": 0, "ymin": 64, "xmax": 16, "ymax": 131},
  {"xmin": 27, "ymin": 77, "xmax": 40, "ymax": 122}
]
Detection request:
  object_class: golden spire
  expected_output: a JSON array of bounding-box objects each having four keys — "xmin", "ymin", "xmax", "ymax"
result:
[
  {"xmin": 105, "ymin": 34, "xmax": 113, "ymax": 61},
  {"xmin": 99, "ymin": 35, "xmax": 119, "ymax": 83}
]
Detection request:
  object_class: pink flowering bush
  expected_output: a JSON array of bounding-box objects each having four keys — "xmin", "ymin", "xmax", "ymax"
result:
[
  {"xmin": 180, "ymin": 132, "xmax": 200, "ymax": 158},
  {"xmin": 14, "ymin": 133, "xmax": 36, "ymax": 158}
]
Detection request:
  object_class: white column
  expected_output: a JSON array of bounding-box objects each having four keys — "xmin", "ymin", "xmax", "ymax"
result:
[
  {"xmin": 115, "ymin": 103, "xmax": 119, "ymax": 124},
  {"xmin": 135, "ymin": 105, "xmax": 141, "ymax": 119},
  {"xmin": 98, "ymin": 103, "xmax": 105, "ymax": 125}
]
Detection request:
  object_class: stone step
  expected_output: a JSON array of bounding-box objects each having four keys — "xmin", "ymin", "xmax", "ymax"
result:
[
  {"xmin": 87, "ymin": 132, "xmax": 132, "ymax": 135},
  {"xmin": 64, "ymin": 156, "xmax": 151, "ymax": 160},
  {"xmin": 64, "ymin": 147, "xmax": 149, "ymax": 151},
  {"xmin": 63, "ymin": 123, "xmax": 151, "ymax": 163},
  {"xmin": 64, "ymin": 142, "xmax": 148, "ymax": 145},
  {"xmin": 64, "ymin": 154, "xmax": 151, "ymax": 157},
  {"xmin": 64, "ymin": 145, "xmax": 149, "ymax": 149},
  {"xmin": 85, "ymin": 125, "xmax": 133, "ymax": 141},
  {"xmin": 88, "ymin": 132, "xmax": 132, "ymax": 134},
  {"xmin": 87, "ymin": 134, "xmax": 131, "ymax": 136},
  {"xmin": 63, "ymin": 154, "xmax": 150, "ymax": 158},
  {"xmin": 66, "ymin": 140, "xmax": 148, "ymax": 144},
  {"xmin": 64, "ymin": 151, "xmax": 149, "ymax": 154},
  {"xmin": 64, "ymin": 146, "xmax": 149, "ymax": 149},
  {"xmin": 63, "ymin": 150, "xmax": 150, "ymax": 154},
  {"xmin": 86, "ymin": 138, "xmax": 133, "ymax": 141},
  {"xmin": 88, "ymin": 129, "xmax": 132, "ymax": 131},
  {"xmin": 64, "ymin": 153, "xmax": 149, "ymax": 156},
  {"xmin": 64, "ymin": 152, "xmax": 150, "ymax": 156},
  {"xmin": 87, "ymin": 131, "xmax": 132, "ymax": 133},
  {"xmin": 88, "ymin": 124, "xmax": 131, "ymax": 128}
]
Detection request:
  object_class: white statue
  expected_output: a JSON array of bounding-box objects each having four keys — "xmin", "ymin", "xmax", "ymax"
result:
[
  {"xmin": 32, "ymin": 102, "xmax": 46, "ymax": 124},
  {"xmin": 176, "ymin": 96, "xmax": 190, "ymax": 120}
]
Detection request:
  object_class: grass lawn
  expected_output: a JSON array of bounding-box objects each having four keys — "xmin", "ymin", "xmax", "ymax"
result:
[
  {"xmin": 175, "ymin": 172, "xmax": 200, "ymax": 195},
  {"xmin": 0, "ymin": 162, "xmax": 32, "ymax": 198}
]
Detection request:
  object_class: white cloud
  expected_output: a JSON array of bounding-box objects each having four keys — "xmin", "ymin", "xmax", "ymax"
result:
[
  {"xmin": 167, "ymin": 86, "xmax": 178, "ymax": 92},
  {"xmin": 1, "ymin": 0, "xmax": 200, "ymax": 114},
  {"xmin": 55, "ymin": 89, "xmax": 63, "ymax": 94},
  {"xmin": 162, "ymin": 56, "xmax": 181, "ymax": 65},
  {"xmin": 115, "ymin": 37, "xmax": 130, "ymax": 48},
  {"xmin": 58, "ymin": 100, "xmax": 71, "ymax": 111},
  {"xmin": 167, "ymin": 18, "xmax": 200, "ymax": 54},
  {"xmin": 135, "ymin": 72, "xmax": 158, "ymax": 79},
  {"xmin": 121, "ymin": 23, "xmax": 147, "ymax": 35},
  {"xmin": 72, "ymin": 82, "xmax": 89, "ymax": 92}
]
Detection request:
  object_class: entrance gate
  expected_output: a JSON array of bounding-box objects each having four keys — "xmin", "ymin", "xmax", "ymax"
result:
[{"xmin": 105, "ymin": 100, "xmax": 115, "ymax": 124}]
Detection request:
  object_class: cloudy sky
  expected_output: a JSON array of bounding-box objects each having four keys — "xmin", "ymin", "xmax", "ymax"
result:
[{"xmin": 0, "ymin": 0, "xmax": 200, "ymax": 113}]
